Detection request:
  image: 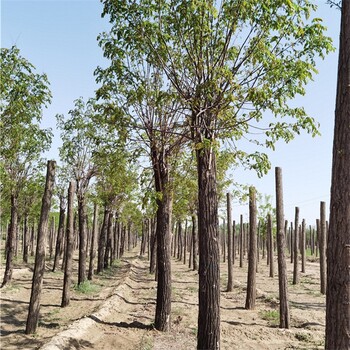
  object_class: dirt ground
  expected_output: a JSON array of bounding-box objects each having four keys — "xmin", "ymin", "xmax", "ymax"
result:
[{"xmin": 0, "ymin": 247, "xmax": 325, "ymax": 350}]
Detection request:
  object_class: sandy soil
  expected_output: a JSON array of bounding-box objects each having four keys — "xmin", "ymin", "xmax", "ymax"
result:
[{"xmin": 0, "ymin": 248, "xmax": 325, "ymax": 350}]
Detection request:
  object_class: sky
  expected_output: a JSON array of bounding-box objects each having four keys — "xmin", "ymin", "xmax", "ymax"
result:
[{"xmin": 1, "ymin": 0, "xmax": 341, "ymax": 225}]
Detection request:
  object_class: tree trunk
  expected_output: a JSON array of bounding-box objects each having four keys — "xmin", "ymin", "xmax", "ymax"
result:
[
  {"xmin": 245, "ymin": 187, "xmax": 257, "ymax": 309},
  {"xmin": 26, "ymin": 160, "xmax": 56, "ymax": 334},
  {"xmin": 97, "ymin": 208, "xmax": 109, "ymax": 273},
  {"xmin": 326, "ymin": 3, "xmax": 350, "ymax": 347},
  {"xmin": 196, "ymin": 146, "xmax": 220, "ymax": 350},
  {"xmin": 77, "ymin": 196, "xmax": 87, "ymax": 285},
  {"xmin": 23, "ymin": 214, "xmax": 29, "ymax": 264},
  {"xmin": 88, "ymin": 203, "xmax": 99, "ymax": 280},
  {"xmin": 1, "ymin": 193, "xmax": 18, "ymax": 287},
  {"xmin": 268, "ymin": 214, "xmax": 274, "ymax": 278},
  {"xmin": 275, "ymin": 167, "xmax": 290, "ymax": 329},
  {"xmin": 183, "ymin": 221, "xmax": 187, "ymax": 265},
  {"xmin": 226, "ymin": 193, "xmax": 233, "ymax": 292},
  {"xmin": 301, "ymin": 219, "xmax": 306, "ymax": 273},
  {"xmin": 149, "ymin": 220, "xmax": 157, "ymax": 274},
  {"xmin": 192, "ymin": 213, "xmax": 198, "ymax": 271},
  {"xmin": 61, "ymin": 181, "xmax": 75, "ymax": 307},
  {"xmin": 293, "ymin": 207, "xmax": 300, "ymax": 285},
  {"xmin": 52, "ymin": 196, "xmax": 66, "ymax": 272},
  {"xmin": 319, "ymin": 201, "xmax": 327, "ymax": 294}
]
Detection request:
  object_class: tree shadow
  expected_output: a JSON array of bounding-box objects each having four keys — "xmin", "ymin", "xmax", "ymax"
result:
[{"xmin": 88, "ymin": 315, "xmax": 154, "ymax": 330}]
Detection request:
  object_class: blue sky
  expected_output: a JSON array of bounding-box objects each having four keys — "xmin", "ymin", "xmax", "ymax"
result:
[{"xmin": 1, "ymin": 0, "xmax": 341, "ymax": 224}]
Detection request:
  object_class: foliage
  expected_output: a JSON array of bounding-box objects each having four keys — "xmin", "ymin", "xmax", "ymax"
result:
[
  {"xmin": 0, "ymin": 46, "xmax": 53, "ymax": 198},
  {"xmin": 100, "ymin": 0, "xmax": 334, "ymax": 175}
]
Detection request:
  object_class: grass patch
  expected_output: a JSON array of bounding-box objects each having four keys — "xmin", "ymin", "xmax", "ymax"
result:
[
  {"xmin": 2, "ymin": 283, "xmax": 21, "ymax": 293},
  {"xmin": 295, "ymin": 332, "xmax": 313, "ymax": 342},
  {"xmin": 138, "ymin": 334, "xmax": 153, "ymax": 350},
  {"xmin": 259, "ymin": 309, "xmax": 279, "ymax": 326},
  {"xmin": 73, "ymin": 280, "xmax": 100, "ymax": 294}
]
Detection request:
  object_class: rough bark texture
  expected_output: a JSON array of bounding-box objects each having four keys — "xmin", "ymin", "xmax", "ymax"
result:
[
  {"xmin": 326, "ymin": 2, "xmax": 350, "ymax": 347},
  {"xmin": 26, "ymin": 160, "xmax": 56, "ymax": 334},
  {"xmin": 97, "ymin": 208, "xmax": 109, "ymax": 274},
  {"xmin": 226, "ymin": 193, "xmax": 233, "ymax": 292},
  {"xmin": 192, "ymin": 214, "xmax": 198, "ymax": 271},
  {"xmin": 275, "ymin": 167, "xmax": 290, "ymax": 329},
  {"xmin": 23, "ymin": 214, "xmax": 29, "ymax": 264},
  {"xmin": 239, "ymin": 214, "xmax": 243, "ymax": 268},
  {"xmin": 1, "ymin": 194, "xmax": 18, "ymax": 287},
  {"xmin": 245, "ymin": 187, "xmax": 257, "ymax": 310},
  {"xmin": 292, "ymin": 207, "xmax": 300, "ymax": 285},
  {"xmin": 61, "ymin": 181, "xmax": 75, "ymax": 307},
  {"xmin": 197, "ymin": 147, "xmax": 220, "ymax": 350},
  {"xmin": 301, "ymin": 219, "xmax": 306, "ymax": 273}
]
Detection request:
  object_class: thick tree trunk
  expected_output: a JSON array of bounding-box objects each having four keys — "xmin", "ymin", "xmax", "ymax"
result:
[
  {"xmin": 196, "ymin": 147, "xmax": 220, "ymax": 350},
  {"xmin": 154, "ymin": 189, "xmax": 173, "ymax": 331},
  {"xmin": 326, "ymin": 3, "xmax": 350, "ymax": 347},
  {"xmin": 293, "ymin": 207, "xmax": 300, "ymax": 285},
  {"xmin": 1, "ymin": 193, "xmax": 18, "ymax": 287},
  {"xmin": 245, "ymin": 187, "xmax": 257, "ymax": 309},
  {"xmin": 275, "ymin": 167, "xmax": 290, "ymax": 329},
  {"xmin": 52, "ymin": 196, "xmax": 66, "ymax": 272},
  {"xmin": 226, "ymin": 193, "xmax": 233, "ymax": 292},
  {"xmin": 61, "ymin": 181, "xmax": 75, "ymax": 307},
  {"xmin": 88, "ymin": 203, "xmax": 99, "ymax": 280},
  {"xmin": 26, "ymin": 160, "xmax": 55, "ymax": 334}
]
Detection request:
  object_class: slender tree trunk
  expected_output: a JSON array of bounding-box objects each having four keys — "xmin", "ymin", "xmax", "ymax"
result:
[
  {"xmin": 52, "ymin": 196, "xmax": 66, "ymax": 272},
  {"xmin": 232, "ymin": 220, "xmax": 236, "ymax": 264},
  {"xmin": 293, "ymin": 207, "xmax": 300, "ymax": 285},
  {"xmin": 275, "ymin": 167, "xmax": 290, "ymax": 329},
  {"xmin": 319, "ymin": 201, "xmax": 327, "ymax": 294},
  {"xmin": 268, "ymin": 213, "xmax": 274, "ymax": 278},
  {"xmin": 245, "ymin": 187, "xmax": 257, "ymax": 309},
  {"xmin": 77, "ymin": 196, "xmax": 87, "ymax": 285},
  {"xmin": 149, "ymin": 221, "xmax": 157, "ymax": 274},
  {"xmin": 196, "ymin": 146, "xmax": 220, "ymax": 350},
  {"xmin": 105, "ymin": 212, "xmax": 113, "ymax": 268},
  {"xmin": 88, "ymin": 203, "xmax": 99, "ymax": 280},
  {"xmin": 226, "ymin": 193, "xmax": 233, "ymax": 292},
  {"xmin": 1, "ymin": 193, "xmax": 18, "ymax": 287},
  {"xmin": 97, "ymin": 208, "xmax": 109, "ymax": 273},
  {"xmin": 239, "ymin": 214, "xmax": 243, "ymax": 268},
  {"xmin": 183, "ymin": 221, "xmax": 187, "ymax": 265},
  {"xmin": 192, "ymin": 213, "xmax": 198, "ymax": 271},
  {"xmin": 301, "ymin": 219, "xmax": 306, "ymax": 273},
  {"xmin": 23, "ymin": 214, "xmax": 29, "ymax": 264},
  {"xmin": 61, "ymin": 181, "xmax": 75, "ymax": 307},
  {"xmin": 326, "ymin": 3, "xmax": 350, "ymax": 347},
  {"xmin": 26, "ymin": 160, "xmax": 56, "ymax": 334}
]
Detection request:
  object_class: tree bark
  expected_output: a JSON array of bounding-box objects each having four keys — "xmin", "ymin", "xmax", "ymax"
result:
[
  {"xmin": 245, "ymin": 187, "xmax": 257, "ymax": 309},
  {"xmin": 275, "ymin": 167, "xmax": 290, "ymax": 329},
  {"xmin": 26, "ymin": 160, "xmax": 56, "ymax": 334},
  {"xmin": 23, "ymin": 214, "xmax": 29, "ymax": 264},
  {"xmin": 326, "ymin": 3, "xmax": 350, "ymax": 347},
  {"xmin": 196, "ymin": 146, "xmax": 220, "ymax": 350},
  {"xmin": 239, "ymin": 214, "xmax": 244, "ymax": 268},
  {"xmin": 301, "ymin": 219, "xmax": 306, "ymax": 273},
  {"xmin": 268, "ymin": 214, "xmax": 274, "ymax": 278},
  {"xmin": 61, "ymin": 181, "xmax": 75, "ymax": 307},
  {"xmin": 226, "ymin": 193, "xmax": 233, "ymax": 292},
  {"xmin": 97, "ymin": 208, "xmax": 109, "ymax": 273},
  {"xmin": 192, "ymin": 213, "xmax": 198, "ymax": 271}
]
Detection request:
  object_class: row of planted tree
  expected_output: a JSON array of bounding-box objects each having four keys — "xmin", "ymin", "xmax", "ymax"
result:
[{"xmin": 1, "ymin": 160, "xmax": 328, "ymax": 337}]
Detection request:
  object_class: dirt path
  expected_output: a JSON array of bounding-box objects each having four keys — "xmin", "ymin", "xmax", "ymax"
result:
[{"xmin": 1, "ymin": 249, "xmax": 325, "ymax": 349}]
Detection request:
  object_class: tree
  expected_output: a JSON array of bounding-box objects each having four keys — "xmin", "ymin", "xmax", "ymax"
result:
[
  {"xmin": 26, "ymin": 161, "xmax": 56, "ymax": 334},
  {"xmin": 100, "ymin": 1, "xmax": 333, "ymax": 347},
  {"xmin": 326, "ymin": 1, "xmax": 350, "ymax": 348},
  {"xmin": 0, "ymin": 46, "xmax": 52, "ymax": 287},
  {"xmin": 57, "ymin": 98, "xmax": 98, "ymax": 285}
]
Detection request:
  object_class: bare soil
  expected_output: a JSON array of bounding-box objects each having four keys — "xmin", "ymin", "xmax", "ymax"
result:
[{"xmin": 0, "ymin": 248, "xmax": 325, "ymax": 349}]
